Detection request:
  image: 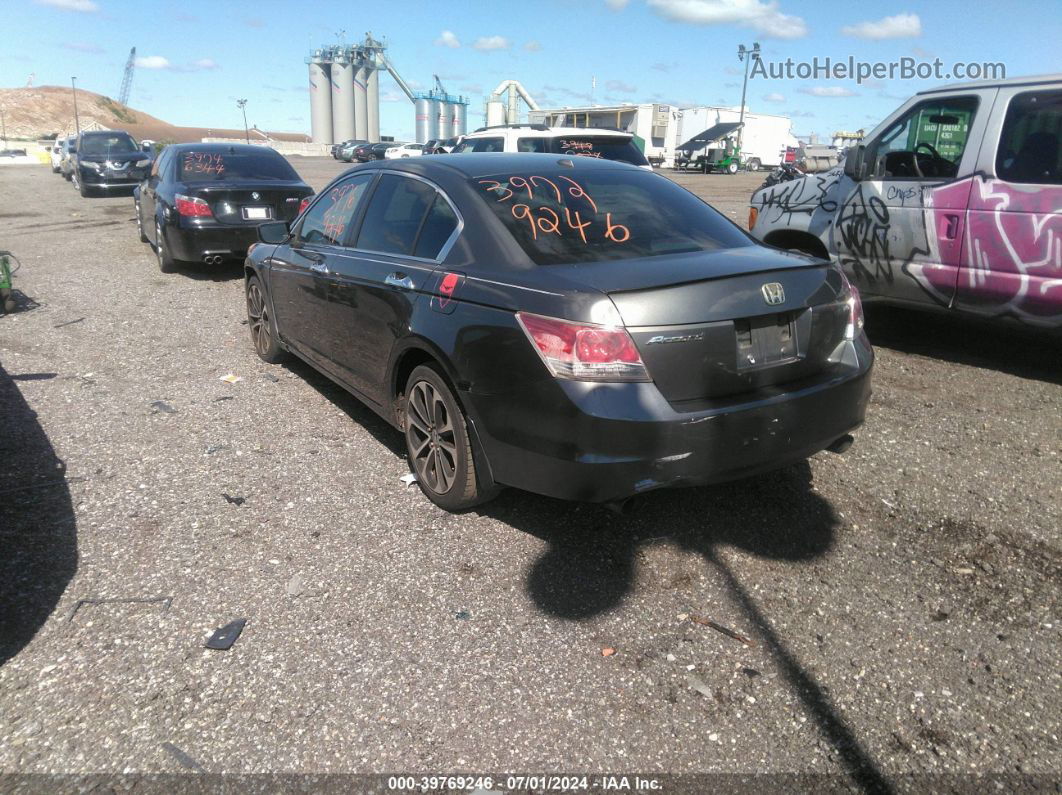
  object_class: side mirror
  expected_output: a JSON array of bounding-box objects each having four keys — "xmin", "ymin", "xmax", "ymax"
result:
[
  {"xmin": 257, "ymin": 221, "xmax": 291, "ymax": 245},
  {"xmin": 843, "ymin": 144, "xmax": 866, "ymax": 180}
]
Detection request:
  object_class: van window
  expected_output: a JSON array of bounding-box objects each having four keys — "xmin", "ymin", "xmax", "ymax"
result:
[
  {"xmin": 356, "ymin": 175, "xmax": 437, "ymax": 255},
  {"xmin": 996, "ymin": 90, "xmax": 1062, "ymax": 185},
  {"xmin": 455, "ymin": 137, "xmax": 505, "ymax": 153},
  {"xmin": 517, "ymin": 137, "xmax": 549, "ymax": 153},
  {"xmin": 298, "ymin": 174, "xmax": 373, "ymax": 246},
  {"xmin": 866, "ymin": 96, "xmax": 978, "ymax": 179}
]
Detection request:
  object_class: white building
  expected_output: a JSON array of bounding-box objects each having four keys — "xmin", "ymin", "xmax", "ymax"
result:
[{"xmin": 529, "ymin": 103, "xmax": 797, "ymax": 170}]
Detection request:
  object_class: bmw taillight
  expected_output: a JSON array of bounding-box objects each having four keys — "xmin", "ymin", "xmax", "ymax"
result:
[
  {"xmin": 839, "ymin": 271, "xmax": 864, "ymax": 340},
  {"xmin": 516, "ymin": 312, "xmax": 650, "ymax": 382},
  {"xmin": 175, "ymin": 194, "xmax": 213, "ymax": 217}
]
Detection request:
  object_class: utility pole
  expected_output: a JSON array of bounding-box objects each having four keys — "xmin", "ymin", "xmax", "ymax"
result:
[
  {"xmin": 736, "ymin": 42, "xmax": 760, "ymax": 154},
  {"xmin": 236, "ymin": 99, "xmax": 249, "ymax": 143},
  {"xmin": 71, "ymin": 76, "xmax": 81, "ymax": 135}
]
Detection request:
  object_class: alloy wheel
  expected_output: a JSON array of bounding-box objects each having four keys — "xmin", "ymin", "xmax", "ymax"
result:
[
  {"xmin": 246, "ymin": 282, "xmax": 272, "ymax": 356},
  {"xmin": 406, "ymin": 379, "xmax": 458, "ymax": 493}
]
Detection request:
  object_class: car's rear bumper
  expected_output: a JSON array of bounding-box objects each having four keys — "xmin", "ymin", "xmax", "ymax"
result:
[
  {"xmin": 166, "ymin": 222, "xmax": 261, "ymax": 262},
  {"xmin": 463, "ymin": 339, "xmax": 873, "ymax": 502}
]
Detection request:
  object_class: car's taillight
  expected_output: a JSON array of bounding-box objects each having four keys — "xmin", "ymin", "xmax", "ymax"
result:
[
  {"xmin": 748, "ymin": 206, "xmax": 758, "ymax": 230},
  {"xmin": 175, "ymin": 193, "xmax": 212, "ymax": 217},
  {"xmin": 298, "ymin": 197, "xmax": 312, "ymax": 214},
  {"xmin": 838, "ymin": 272, "xmax": 864, "ymax": 340},
  {"xmin": 516, "ymin": 312, "xmax": 650, "ymax": 382}
]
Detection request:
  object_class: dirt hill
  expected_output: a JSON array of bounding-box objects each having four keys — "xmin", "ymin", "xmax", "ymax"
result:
[{"xmin": 0, "ymin": 85, "xmax": 309, "ymax": 143}]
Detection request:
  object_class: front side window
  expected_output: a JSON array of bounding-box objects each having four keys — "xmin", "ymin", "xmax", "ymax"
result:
[
  {"xmin": 473, "ymin": 169, "xmax": 752, "ymax": 265},
  {"xmin": 356, "ymin": 175, "xmax": 440, "ymax": 256},
  {"xmin": 298, "ymin": 174, "xmax": 373, "ymax": 246},
  {"xmin": 996, "ymin": 90, "xmax": 1062, "ymax": 184},
  {"xmin": 865, "ymin": 96, "xmax": 978, "ymax": 179},
  {"xmin": 455, "ymin": 137, "xmax": 505, "ymax": 153}
]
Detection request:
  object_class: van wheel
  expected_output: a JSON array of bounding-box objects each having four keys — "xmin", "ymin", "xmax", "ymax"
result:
[
  {"xmin": 746, "ymin": 158, "xmax": 762, "ymax": 172},
  {"xmin": 403, "ymin": 364, "xmax": 494, "ymax": 511}
]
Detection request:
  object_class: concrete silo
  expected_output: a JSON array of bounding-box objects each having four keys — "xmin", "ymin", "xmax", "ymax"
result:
[
  {"xmin": 331, "ymin": 50, "xmax": 356, "ymax": 143},
  {"xmin": 367, "ymin": 68, "xmax": 380, "ymax": 142},
  {"xmin": 434, "ymin": 100, "xmax": 447, "ymax": 141},
  {"xmin": 415, "ymin": 97, "xmax": 435, "ymax": 143},
  {"xmin": 308, "ymin": 51, "xmax": 333, "ymax": 145},
  {"xmin": 454, "ymin": 102, "xmax": 468, "ymax": 136},
  {"xmin": 354, "ymin": 65, "xmax": 370, "ymax": 141}
]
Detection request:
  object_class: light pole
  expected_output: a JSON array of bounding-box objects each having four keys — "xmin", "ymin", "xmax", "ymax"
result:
[
  {"xmin": 236, "ymin": 99, "xmax": 249, "ymax": 144},
  {"xmin": 72, "ymin": 76, "xmax": 81, "ymax": 135},
  {"xmin": 736, "ymin": 42, "xmax": 760, "ymax": 154}
]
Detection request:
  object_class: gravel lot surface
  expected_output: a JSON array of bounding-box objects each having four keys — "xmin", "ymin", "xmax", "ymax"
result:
[{"xmin": 0, "ymin": 159, "xmax": 1059, "ymax": 788}]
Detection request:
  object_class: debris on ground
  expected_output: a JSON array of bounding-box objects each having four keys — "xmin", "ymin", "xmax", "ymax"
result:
[
  {"xmin": 53, "ymin": 317, "xmax": 85, "ymax": 328},
  {"xmin": 219, "ymin": 374, "xmax": 242, "ymax": 384},
  {"xmin": 602, "ymin": 647, "xmax": 616, "ymax": 657},
  {"xmin": 399, "ymin": 472, "xmax": 418, "ymax": 486},
  {"xmin": 262, "ymin": 373, "xmax": 280, "ymax": 383},
  {"xmin": 690, "ymin": 615, "xmax": 754, "ymax": 647},
  {"xmin": 221, "ymin": 493, "xmax": 246, "ymax": 506},
  {"xmin": 686, "ymin": 672, "xmax": 713, "ymax": 698},
  {"xmin": 455, "ymin": 610, "xmax": 471, "ymax": 620},
  {"xmin": 286, "ymin": 574, "xmax": 304, "ymax": 597},
  {"xmin": 150, "ymin": 400, "xmax": 177, "ymax": 414},
  {"xmin": 161, "ymin": 741, "xmax": 206, "ymax": 772},
  {"xmin": 204, "ymin": 618, "xmax": 247, "ymax": 650},
  {"xmin": 213, "ymin": 395, "xmax": 234, "ymax": 402}
]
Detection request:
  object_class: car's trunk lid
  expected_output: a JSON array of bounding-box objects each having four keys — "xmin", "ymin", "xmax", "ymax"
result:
[{"xmin": 184, "ymin": 181, "xmax": 310, "ymax": 225}]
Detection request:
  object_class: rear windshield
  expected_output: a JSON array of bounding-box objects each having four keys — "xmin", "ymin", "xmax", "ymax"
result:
[
  {"xmin": 178, "ymin": 151, "xmax": 299, "ymax": 182},
  {"xmin": 473, "ymin": 170, "xmax": 751, "ymax": 265},
  {"xmin": 79, "ymin": 134, "xmax": 138, "ymax": 156},
  {"xmin": 552, "ymin": 136, "xmax": 649, "ymax": 166}
]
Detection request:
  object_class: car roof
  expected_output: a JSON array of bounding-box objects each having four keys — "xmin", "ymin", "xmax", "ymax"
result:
[
  {"xmin": 347, "ymin": 152, "xmax": 643, "ymax": 179},
  {"xmin": 918, "ymin": 72, "xmax": 1062, "ymax": 95}
]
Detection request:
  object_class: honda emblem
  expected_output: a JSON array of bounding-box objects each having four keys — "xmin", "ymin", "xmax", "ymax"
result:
[{"xmin": 761, "ymin": 282, "xmax": 785, "ymax": 305}]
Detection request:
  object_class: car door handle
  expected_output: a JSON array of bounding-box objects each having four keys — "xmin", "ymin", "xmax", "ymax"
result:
[{"xmin": 385, "ymin": 272, "xmax": 415, "ymax": 290}]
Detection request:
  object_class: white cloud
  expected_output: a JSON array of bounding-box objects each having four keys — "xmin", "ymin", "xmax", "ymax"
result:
[
  {"xmin": 647, "ymin": 0, "xmax": 807, "ymax": 39},
  {"xmin": 134, "ymin": 55, "xmax": 172, "ymax": 70},
  {"xmin": 435, "ymin": 30, "xmax": 461, "ymax": 48},
  {"xmin": 842, "ymin": 13, "xmax": 921, "ymax": 39},
  {"xmin": 192, "ymin": 58, "xmax": 219, "ymax": 70},
  {"xmin": 762, "ymin": 92, "xmax": 785, "ymax": 102},
  {"xmin": 605, "ymin": 0, "xmax": 630, "ymax": 8},
  {"xmin": 524, "ymin": 40, "xmax": 542, "ymax": 52},
  {"xmin": 473, "ymin": 35, "xmax": 511, "ymax": 51},
  {"xmin": 800, "ymin": 86, "xmax": 857, "ymax": 97},
  {"xmin": 606, "ymin": 79, "xmax": 637, "ymax": 93},
  {"xmin": 35, "ymin": 0, "xmax": 97, "ymax": 11}
]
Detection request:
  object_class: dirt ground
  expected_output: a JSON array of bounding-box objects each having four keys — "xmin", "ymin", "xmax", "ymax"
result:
[{"xmin": 0, "ymin": 158, "xmax": 1058, "ymax": 789}]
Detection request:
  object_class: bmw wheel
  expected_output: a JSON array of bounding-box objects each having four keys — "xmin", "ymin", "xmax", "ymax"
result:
[
  {"xmin": 403, "ymin": 364, "xmax": 493, "ymax": 511},
  {"xmin": 155, "ymin": 220, "xmax": 177, "ymax": 273}
]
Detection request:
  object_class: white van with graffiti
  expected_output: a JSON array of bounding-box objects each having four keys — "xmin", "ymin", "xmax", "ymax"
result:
[{"xmin": 748, "ymin": 74, "xmax": 1062, "ymax": 329}]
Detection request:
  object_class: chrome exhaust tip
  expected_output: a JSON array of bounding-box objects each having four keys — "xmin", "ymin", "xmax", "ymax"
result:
[{"xmin": 826, "ymin": 434, "xmax": 854, "ymax": 454}]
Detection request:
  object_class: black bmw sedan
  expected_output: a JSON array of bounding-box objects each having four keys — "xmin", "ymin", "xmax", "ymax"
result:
[
  {"xmin": 134, "ymin": 143, "xmax": 313, "ymax": 272},
  {"xmin": 245, "ymin": 153, "xmax": 872, "ymax": 510}
]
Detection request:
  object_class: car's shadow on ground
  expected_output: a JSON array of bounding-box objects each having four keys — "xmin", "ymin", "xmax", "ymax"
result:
[
  {"xmin": 481, "ymin": 464, "xmax": 892, "ymax": 793},
  {"xmin": 174, "ymin": 261, "xmax": 246, "ymax": 283},
  {"xmin": 280, "ymin": 356, "xmax": 406, "ymax": 458},
  {"xmin": 0, "ymin": 364, "xmax": 78, "ymax": 666},
  {"xmin": 864, "ymin": 305, "xmax": 1060, "ymax": 385}
]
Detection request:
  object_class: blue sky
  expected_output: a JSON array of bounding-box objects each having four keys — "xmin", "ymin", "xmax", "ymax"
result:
[{"xmin": 4, "ymin": 0, "xmax": 1060, "ymax": 141}]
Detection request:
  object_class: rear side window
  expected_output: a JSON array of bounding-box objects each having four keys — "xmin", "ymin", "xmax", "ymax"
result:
[
  {"xmin": 413, "ymin": 196, "xmax": 459, "ymax": 259},
  {"xmin": 179, "ymin": 150, "xmax": 300, "ymax": 182},
  {"xmin": 356, "ymin": 175, "xmax": 438, "ymax": 256},
  {"xmin": 551, "ymin": 136, "xmax": 649, "ymax": 167},
  {"xmin": 473, "ymin": 170, "xmax": 751, "ymax": 265},
  {"xmin": 996, "ymin": 90, "xmax": 1062, "ymax": 184},
  {"xmin": 517, "ymin": 137, "xmax": 549, "ymax": 153},
  {"xmin": 456, "ymin": 137, "xmax": 505, "ymax": 153},
  {"xmin": 298, "ymin": 174, "xmax": 373, "ymax": 246}
]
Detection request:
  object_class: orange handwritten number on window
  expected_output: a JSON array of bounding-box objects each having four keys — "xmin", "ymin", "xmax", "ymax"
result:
[
  {"xmin": 604, "ymin": 213, "xmax": 630, "ymax": 243},
  {"xmin": 558, "ymin": 177, "xmax": 598, "ymax": 213},
  {"xmin": 563, "ymin": 208, "xmax": 590, "ymax": 244},
  {"xmin": 509, "ymin": 176, "xmax": 534, "ymax": 199},
  {"xmin": 536, "ymin": 207, "xmax": 561, "ymax": 235},
  {"xmin": 512, "ymin": 204, "xmax": 537, "ymax": 240},
  {"xmin": 529, "ymin": 176, "xmax": 562, "ymax": 202},
  {"xmin": 478, "ymin": 179, "xmax": 514, "ymax": 202}
]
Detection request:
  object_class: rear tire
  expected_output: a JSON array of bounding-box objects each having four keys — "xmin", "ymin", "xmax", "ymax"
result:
[
  {"xmin": 727, "ymin": 162, "xmax": 739, "ymax": 175},
  {"xmin": 746, "ymin": 158, "xmax": 761, "ymax": 172},
  {"xmin": 155, "ymin": 220, "xmax": 178, "ymax": 274},
  {"xmin": 403, "ymin": 364, "xmax": 493, "ymax": 511},
  {"xmin": 245, "ymin": 275, "xmax": 289, "ymax": 364}
]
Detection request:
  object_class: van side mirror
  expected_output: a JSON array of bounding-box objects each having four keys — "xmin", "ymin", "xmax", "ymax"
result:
[
  {"xmin": 257, "ymin": 221, "xmax": 290, "ymax": 245},
  {"xmin": 843, "ymin": 144, "xmax": 866, "ymax": 180}
]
